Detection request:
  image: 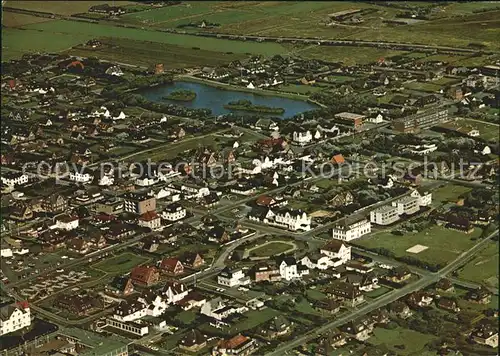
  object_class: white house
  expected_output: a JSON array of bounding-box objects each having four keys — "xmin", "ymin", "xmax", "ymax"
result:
[
  {"xmin": 246, "ymin": 82, "xmax": 255, "ymax": 89},
  {"xmin": 113, "ymin": 111, "xmax": 126, "ymax": 120},
  {"xmin": 410, "ymin": 189, "xmax": 432, "ymax": 207},
  {"xmin": 278, "ymin": 256, "xmax": 299, "ymax": 281},
  {"xmin": 113, "ymin": 301, "xmax": 148, "ymax": 322},
  {"xmin": 98, "ymin": 175, "xmax": 114, "ymax": 186},
  {"xmin": 292, "ymin": 130, "xmax": 313, "ymax": 146},
  {"xmin": 0, "ymin": 301, "xmax": 31, "ymax": 336},
  {"xmin": 320, "ymin": 240, "xmax": 352, "ymax": 265},
  {"xmin": 201, "ymin": 298, "xmax": 247, "ymax": 321},
  {"xmin": 217, "ymin": 267, "xmax": 251, "ymax": 287},
  {"xmin": 301, "ymin": 253, "xmax": 332, "ymax": 270},
  {"xmin": 69, "ymin": 169, "xmax": 93, "ymax": 184},
  {"xmin": 106, "ymin": 65, "xmax": 124, "ymax": 76},
  {"xmin": 406, "ymin": 144, "xmax": 438, "ymax": 156},
  {"xmin": 138, "ymin": 211, "xmax": 162, "ymax": 230},
  {"xmin": 392, "ymin": 196, "xmax": 420, "ymax": 215},
  {"xmin": 1, "ymin": 173, "xmax": 29, "ymax": 187},
  {"xmin": 331, "ymin": 219, "xmax": 371, "ymax": 242},
  {"xmin": 135, "ymin": 174, "xmax": 159, "ymax": 187},
  {"xmin": 368, "ymin": 113, "xmax": 384, "ymax": 123},
  {"xmin": 163, "ymin": 281, "xmax": 189, "ymax": 305},
  {"xmin": 162, "ymin": 203, "xmax": 186, "ymax": 222},
  {"xmin": 55, "ymin": 215, "xmax": 79, "ymax": 231}
]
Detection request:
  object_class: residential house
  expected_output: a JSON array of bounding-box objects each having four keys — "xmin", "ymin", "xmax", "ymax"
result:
[
  {"xmin": 388, "ymin": 301, "xmax": 413, "ymax": 319},
  {"xmin": 213, "ymin": 334, "xmax": 258, "ymax": 356},
  {"xmin": 260, "ymin": 315, "xmax": 292, "ymax": 339},
  {"xmin": 138, "ymin": 211, "xmax": 162, "ymax": 230},
  {"xmin": 55, "ymin": 215, "xmax": 79, "ymax": 231},
  {"xmin": 218, "ymin": 267, "xmax": 250, "ymax": 287},
  {"xmin": 437, "ymin": 298, "xmax": 461, "ymax": 313},
  {"xmin": 130, "ymin": 266, "xmax": 159, "ymax": 287},
  {"xmin": 466, "ymin": 287, "xmax": 492, "ymax": 304},
  {"xmin": 250, "ymin": 262, "xmax": 281, "ymax": 283},
  {"xmin": 435, "ymin": 278, "xmax": 454, "ymax": 294},
  {"xmin": 179, "ymin": 329, "xmax": 208, "ymax": 352},
  {"xmin": 327, "ymin": 281, "xmax": 364, "ymax": 307},
  {"xmin": 105, "ymin": 276, "xmax": 134, "ymax": 297},
  {"xmin": 41, "ymin": 193, "xmax": 68, "ymax": 214},
  {"xmin": 383, "ymin": 265, "xmax": 412, "ymax": 284},
  {"xmin": 410, "ymin": 188, "xmax": 432, "ymax": 207},
  {"xmin": 162, "ymin": 203, "xmax": 187, "ymax": 222},
  {"xmin": 180, "ymin": 252, "xmax": 204, "ymax": 268},
  {"xmin": 471, "ymin": 323, "xmax": 498, "ymax": 348},
  {"xmin": 66, "ymin": 238, "xmax": 90, "ymax": 254},
  {"xmin": 328, "ymin": 191, "xmax": 354, "ymax": 208},
  {"xmin": 160, "ymin": 258, "xmax": 184, "ymax": 276},
  {"xmin": 292, "ymin": 130, "xmax": 313, "ymax": 146},
  {"xmin": 0, "ymin": 301, "xmax": 31, "ymax": 336},
  {"xmin": 163, "ymin": 280, "xmax": 189, "ymax": 304},
  {"xmin": 10, "ymin": 203, "xmax": 33, "ymax": 221},
  {"xmin": 201, "ymin": 298, "xmax": 246, "ymax": 321},
  {"xmin": 320, "ymin": 240, "xmax": 352, "ymax": 265},
  {"xmin": 301, "ymin": 252, "xmax": 332, "ymax": 270},
  {"xmin": 123, "ymin": 193, "xmax": 156, "ymax": 214},
  {"xmin": 277, "ymin": 256, "xmax": 300, "ymax": 281},
  {"xmin": 340, "ymin": 317, "xmax": 373, "ymax": 341},
  {"xmin": 407, "ymin": 291, "xmax": 434, "ymax": 308}
]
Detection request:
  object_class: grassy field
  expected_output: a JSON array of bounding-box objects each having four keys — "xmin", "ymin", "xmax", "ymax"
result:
[
  {"xmin": 458, "ymin": 242, "xmax": 499, "ymax": 288},
  {"xmin": 68, "ymin": 37, "xmax": 246, "ymax": 69},
  {"xmin": 229, "ymin": 308, "xmax": 281, "ymax": 334},
  {"xmin": 4, "ymin": 1, "xmax": 136, "ymax": 15},
  {"xmin": 299, "ymin": 45, "xmax": 408, "ymax": 66},
  {"xmin": 356, "ymin": 225, "xmax": 483, "ymax": 266},
  {"xmin": 431, "ymin": 184, "xmax": 472, "ymax": 206},
  {"xmin": 2, "ymin": 12, "xmax": 55, "ymax": 27},
  {"xmin": 248, "ymin": 241, "xmax": 297, "ymax": 258},
  {"xmin": 454, "ymin": 118, "xmax": 500, "ymax": 142},
  {"xmin": 91, "ymin": 252, "xmax": 149, "ymax": 273},
  {"xmin": 369, "ymin": 326, "xmax": 436, "ymax": 355},
  {"xmin": 21, "ymin": 19, "xmax": 288, "ymax": 54}
]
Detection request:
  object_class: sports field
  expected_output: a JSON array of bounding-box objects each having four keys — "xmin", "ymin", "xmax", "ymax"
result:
[{"xmin": 356, "ymin": 225, "xmax": 483, "ymax": 266}]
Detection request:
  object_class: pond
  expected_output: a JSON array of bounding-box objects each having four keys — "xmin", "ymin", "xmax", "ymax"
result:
[{"xmin": 138, "ymin": 80, "xmax": 319, "ymax": 119}]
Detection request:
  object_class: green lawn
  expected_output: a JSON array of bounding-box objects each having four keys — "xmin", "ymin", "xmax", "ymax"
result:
[
  {"xmin": 175, "ymin": 310, "xmax": 197, "ymax": 325},
  {"xmin": 91, "ymin": 252, "xmax": 149, "ymax": 273},
  {"xmin": 248, "ymin": 241, "xmax": 297, "ymax": 258},
  {"xmin": 356, "ymin": 225, "xmax": 483, "ymax": 266},
  {"xmin": 365, "ymin": 286, "xmax": 392, "ymax": 299},
  {"xmin": 277, "ymin": 84, "xmax": 324, "ymax": 95},
  {"xmin": 369, "ymin": 326, "xmax": 436, "ymax": 355},
  {"xmin": 431, "ymin": 184, "xmax": 472, "ymax": 206},
  {"xmin": 229, "ymin": 308, "xmax": 281, "ymax": 334},
  {"xmin": 458, "ymin": 242, "xmax": 499, "ymax": 288},
  {"xmin": 455, "ymin": 118, "xmax": 500, "ymax": 142},
  {"xmin": 300, "ymin": 45, "xmax": 408, "ymax": 66},
  {"xmin": 306, "ymin": 289, "xmax": 327, "ymax": 301}
]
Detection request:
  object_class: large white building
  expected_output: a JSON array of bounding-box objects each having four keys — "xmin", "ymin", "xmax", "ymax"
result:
[
  {"xmin": 274, "ymin": 209, "xmax": 311, "ymax": 231},
  {"xmin": 370, "ymin": 205, "xmax": 400, "ymax": 226},
  {"xmin": 0, "ymin": 301, "xmax": 31, "ymax": 336},
  {"xmin": 392, "ymin": 196, "xmax": 420, "ymax": 216},
  {"xmin": 1, "ymin": 172, "xmax": 29, "ymax": 187},
  {"xmin": 331, "ymin": 218, "xmax": 371, "ymax": 241},
  {"xmin": 248, "ymin": 208, "xmax": 311, "ymax": 231}
]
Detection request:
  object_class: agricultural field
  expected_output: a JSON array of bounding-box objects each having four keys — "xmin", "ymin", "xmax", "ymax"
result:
[
  {"xmin": 68, "ymin": 37, "xmax": 246, "ymax": 69},
  {"xmin": 2, "ymin": 12, "xmax": 55, "ymax": 27},
  {"xmin": 4, "ymin": 1, "xmax": 136, "ymax": 15},
  {"xmin": 454, "ymin": 118, "xmax": 500, "ymax": 142},
  {"xmin": 369, "ymin": 326, "xmax": 436, "ymax": 355},
  {"xmin": 91, "ymin": 252, "xmax": 149, "ymax": 274},
  {"xmin": 299, "ymin": 45, "xmax": 408, "ymax": 66},
  {"xmin": 356, "ymin": 225, "xmax": 483, "ymax": 266},
  {"xmin": 458, "ymin": 242, "xmax": 499, "ymax": 288}
]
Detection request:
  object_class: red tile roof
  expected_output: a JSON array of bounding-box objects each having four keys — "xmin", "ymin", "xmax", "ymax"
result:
[{"xmin": 139, "ymin": 211, "xmax": 160, "ymax": 222}]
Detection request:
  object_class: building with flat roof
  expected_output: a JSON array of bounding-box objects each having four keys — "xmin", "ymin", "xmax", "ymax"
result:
[
  {"xmin": 370, "ymin": 205, "xmax": 400, "ymax": 226},
  {"xmin": 59, "ymin": 327, "xmax": 129, "ymax": 356},
  {"xmin": 392, "ymin": 196, "xmax": 420, "ymax": 216},
  {"xmin": 333, "ymin": 112, "xmax": 365, "ymax": 130},
  {"xmin": 392, "ymin": 108, "xmax": 448, "ymax": 133}
]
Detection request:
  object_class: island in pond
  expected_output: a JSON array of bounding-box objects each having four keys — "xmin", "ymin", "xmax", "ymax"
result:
[
  {"xmin": 223, "ymin": 99, "xmax": 285, "ymax": 114},
  {"xmin": 163, "ymin": 89, "xmax": 197, "ymax": 101}
]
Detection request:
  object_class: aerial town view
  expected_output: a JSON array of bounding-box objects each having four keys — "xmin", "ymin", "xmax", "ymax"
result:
[{"xmin": 0, "ymin": 1, "xmax": 499, "ymax": 355}]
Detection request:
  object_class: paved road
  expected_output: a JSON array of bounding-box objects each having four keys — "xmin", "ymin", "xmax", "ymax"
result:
[{"xmin": 267, "ymin": 230, "xmax": 498, "ymax": 355}]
